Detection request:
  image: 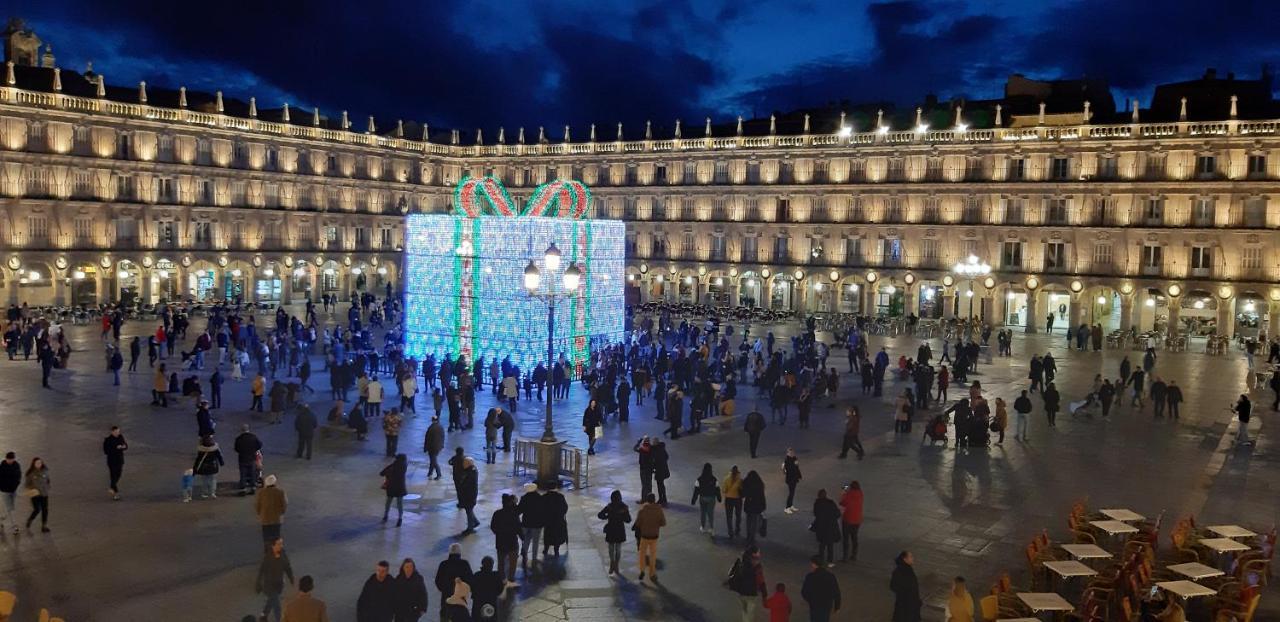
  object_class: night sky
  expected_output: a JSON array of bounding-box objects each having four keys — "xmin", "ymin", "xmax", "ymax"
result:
[{"xmin": 9, "ymin": 0, "xmax": 1280, "ymax": 133}]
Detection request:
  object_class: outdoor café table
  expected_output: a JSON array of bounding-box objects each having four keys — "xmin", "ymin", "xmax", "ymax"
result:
[
  {"xmin": 1206, "ymin": 525, "xmax": 1257, "ymax": 539},
  {"xmin": 1059, "ymin": 544, "xmax": 1111, "ymax": 560},
  {"xmin": 1156, "ymin": 580, "xmax": 1217, "ymax": 599},
  {"xmin": 1099, "ymin": 509, "xmax": 1145, "ymax": 522},
  {"xmin": 1089, "ymin": 519, "xmax": 1139, "ymax": 544},
  {"xmin": 1042, "ymin": 560, "xmax": 1098, "ymax": 597},
  {"xmin": 1016, "ymin": 592, "xmax": 1074, "ymax": 614},
  {"xmin": 1198, "ymin": 537, "xmax": 1252, "ymax": 571},
  {"xmin": 1167, "ymin": 562, "xmax": 1225, "ymax": 580}
]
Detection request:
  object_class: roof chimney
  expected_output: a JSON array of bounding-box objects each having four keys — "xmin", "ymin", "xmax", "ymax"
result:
[
  {"xmin": 5, "ymin": 61, "xmax": 15, "ymax": 86},
  {"xmin": 497, "ymin": 127, "xmax": 505, "ymax": 144},
  {"xmin": 95, "ymin": 74, "xmax": 105, "ymax": 98}
]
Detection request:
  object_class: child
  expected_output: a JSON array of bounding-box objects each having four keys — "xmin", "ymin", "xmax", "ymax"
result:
[
  {"xmin": 764, "ymin": 582, "xmax": 791, "ymax": 622},
  {"xmin": 431, "ymin": 388, "xmax": 443, "ymax": 420},
  {"xmin": 181, "ymin": 468, "xmax": 194, "ymax": 502},
  {"xmin": 231, "ymin": 350, "xmax": 243, "ymax": 380}
]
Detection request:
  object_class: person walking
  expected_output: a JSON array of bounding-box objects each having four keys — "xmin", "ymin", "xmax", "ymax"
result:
[
  {"xmin": 722, "ymin": 465, "xmax": 744, "ymax": 540},
  {"xmin": 765, "ymin": 583, "xmax": 793, "ymax": 622},
  {"xmin": 498, "ymin": 407, "xmax": 515, "ymax": 452},
  {"xmin": 744, "ymin": 410, "xmax": 766, "ymax": 458},
  {"xmin": 992, "ymin": 398, "xmax": 1008, "ymax": 445},
  {"xmin": 691, "ymin": 463, "xmax": 721, "ymax": 535},
  {"xmin": 838, "ymin": 406, "xmax": 865, "ymax": 460},
  {"xmin": 256, "ymin": 537, "xmax": 295, "ymax": 622},
  {"xmin": 634, "ymin": 437, "xmax": 655, "ymax": 502},
  {"xmin": 235, "ymin": 424, "xmax": 263, "ymax": 495},
  {"xmin": 1167, "ymin": 380, "xmax": 1183, "ymax": 419},
  {"xmin": 945, "ymin": 576, "xmax": 975, "ymax": 622},
  {"xmin": 0, "ymin": 452, "xmax": 19, "ymax": 533},
  {"xmin": 1150, "ymin": 376, "xmax": 1168, "ymax": 418},
  {"xmin": 434, "ymin": 544, "xmax": 473, "ymax": 621},
  {"xmin": 423, "ymin": 416, "xmax": 444, "ymax": 480},
  {"xmin": 366, "ymin": 376, "xmax": 384, "ymax": 419},
  {"xmin": 1099, "ymin": 379, "xmax": 1115, "ymax": 418},
  {"xmin": 782, "ymin": 448, "xmax": 802, "ymax": 513},
  {"xmin": 801, "ymin": 555, "xmax": 842, "ymax": 622},
  {"xmin": 742, "ymin": 470, "xmax": 767, "ymax": 546},
  {"xmin": 1042, "ymin": 382, "xmax": 1060, "ymax": 428},
  {"xmin": 457, "ymin": 457, "xmax": 481, "ymax": 533},
  {"xmin": 894, "ymin": 389, "xmax": 912, "ymax": 434},
  {"xmin": 542, "ymin": 485, "xmax": 569, "ymax": 557},
  {"xmin": 598, "ymin": 490, "xmax": 631, "ymax": 576},
  {"xmin": 192, "ymin": 435, "xmax": 224, "ymax": 500},
  {"xmin": 103, "ymin": 425, "xmax": 128, "ymax": 500},
  {"xmin": 811, "ymin": 489, "xmax": 841, "ymax": 566},
  {"xmin": 838, "ymin": 481, "xmax": 864, "ymax": 562},
  {"xmin": 582, "ymin": 399, "xmax": 603, "ymax": 455},
  {"xmin": 254, "ymin": 537, "xmax": 295, "ymax": 622},
  {"xmin": 1013, "ymin": 390, "xmax": 1032, "ymax": 441},
  {"xmin": 381, "ymin": 454, "xmax": 408, "ymax": 527},
  {"xmin": 356, "ymin": 560, "xmax": 397, "ymax": 622},
  {"xmin": 516, "ymin": 483, "xmax": 545, "ymax": 567},
  {"xmin": 251, "ymin": 371, "xmax": 266, "ymax": 412},
  {"xmin": 394, "ymin": 558, "xmax": 428, "ymax": 622},
  {"xmin": 890, "ymin": 551, "xmax": 922, "ymax": 622},
  {"xmin": 210, "ymin": 367, "xmax": 224, "ymax": 409},
  {"xmin": 490, "ymin": 493, "xmax": 522, "ymax": 588},
  {"xmin": 256, "ymin": 474, "xmax": 288, "ymax": 543},
  {"xmin": 634, "ymin": 493, "xmax": 666, "ymax": 584},
  {"xmin": 728, "ymin": 545, "xmax": 767, "ymax": 622},
  {"xmin": 294, "ymin": 405, "xmax": 317, "ymax": 460},
  {"xmin": 470, "ymin": 556, "xmax": 503, "ymax": 621},
  {"xmin": 152, "ymin": 364, "xmax": 169, "ymax": 406},
  {"xmin": 22, "ymin": 457, "xmax": 51, "ymax": 532},
  {"xmin": 109, "ymin": 345, "xmax": 123, "ymax": 385},
  {"xmin": 382, "ymin": 408, "xmax": 403, "ymax": 458},
  {"xmin": 281, "ymin": 575, "xmax": 328, "ymax": 622}
]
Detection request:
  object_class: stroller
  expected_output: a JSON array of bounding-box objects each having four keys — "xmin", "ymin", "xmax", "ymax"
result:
[
  {"xmin": 923, "ymin": 414, "xmax": 948, "ymax": 445},
  {"xmin": 1069, "ymin": 394, "xmax": 1100, "ymax": 419}
]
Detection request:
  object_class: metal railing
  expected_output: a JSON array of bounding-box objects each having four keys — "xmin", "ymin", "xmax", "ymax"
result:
[{"xmin": 511, "ymin": 438, "xmax": 590, "ymax": 489}]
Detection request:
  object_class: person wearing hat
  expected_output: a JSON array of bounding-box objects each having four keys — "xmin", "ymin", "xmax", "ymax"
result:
[
  {"xmin": 256, "ymin": 474, "xmax": 287, "ymax": 545},
  {"xmin": 434, "ymin": 543, "xmax": 473, "ymax": 620}
]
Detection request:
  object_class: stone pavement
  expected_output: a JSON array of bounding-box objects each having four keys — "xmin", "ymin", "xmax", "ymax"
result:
[{"xmin": 0, "ymin": 312, "xmax": 1277, "ymax": 621}]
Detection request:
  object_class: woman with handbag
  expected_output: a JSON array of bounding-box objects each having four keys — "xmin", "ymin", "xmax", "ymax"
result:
[
  {"xmin": 23, "ymin": 457, "xmax": 51, "ymax": 532},
  {"xmin": 192, "ymin": 435, "xmax": 224, "ymax": 499},
  {"xmin": 582, "ymin": 399, "xmax": 603, "ymax": 455},
  {"xmin": 381, "ymin": 453, "xmax": 408, "ymax": 527}
]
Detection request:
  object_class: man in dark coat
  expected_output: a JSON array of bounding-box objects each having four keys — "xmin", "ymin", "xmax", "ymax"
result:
[
  {"xmin": 423, "ymin": 416, "xmax": 445, "ymax": 480},
  {"xmin": 356, "ymin": 560, "xmax": 396, "ymax": 622},
  {"xmin": 490, "ymin": 494, "xmax": 522, "ymax": 585},
  {"xmin": 633, "ymin": 437, "xmax": 655, "ymax": 502},
  {"xmin": 651, "ymin": 440, "xmax": 671, "ymax": 506},
  {"xmin": 196, "ymin": 401, "xmax": 216, "ymax": 438},
  {"xmin": 541, "ymin": 485, "xmax": 570, "ymax": 556},
  {"xmin": 498, "ymin": 407, "xmax": 515, "ymax": 451},
  {"xmin": 234, "ymin": 424, "xmax": 263, "ymax": 495},
  {"xmin": 743, "ymin": 411, "xmax": 767, "ymax": 458},
  {"xmin": 517, "ymin": 483, "xmax": 546, "ymax": 565},
  {"xmin": 456, "ymin": 457, "xmax": 480, "ymax": 533},
  {"xmin": 616, "ymin": 380, "xmax": 632, "ymax": 422},
  {"xmin": 890, "ymin": 551, "xmax": 921, "ymax": 622},
  {"xmin": 435, "ymin": 545, "xmax": 473, "ymax": 619},
  {"xmin": 294, "ymin": 405, "xmax": 317, "ymax": 460},
  {"xmin": 103, "ymin": 426, "xmax": 128, "ymax": 500},
  {"xmin": 802, "ymin": 555, "xmax": 842, "ymax": 622}
]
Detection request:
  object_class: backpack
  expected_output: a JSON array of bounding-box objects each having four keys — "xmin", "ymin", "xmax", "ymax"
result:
[{"xmin": 723, "ymin": 558, "xmax": 742, "ymax": 590}]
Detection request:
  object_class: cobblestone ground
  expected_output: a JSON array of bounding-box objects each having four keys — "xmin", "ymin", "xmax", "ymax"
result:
[{"xmin": 0, "ymin": 310, "xmax": 1277, "ymax": 621}]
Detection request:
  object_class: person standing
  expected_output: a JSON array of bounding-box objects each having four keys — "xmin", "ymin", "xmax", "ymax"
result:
[
  {"xmin": 517, "ymin": 483, "xmax": 545, "ymax": 566},
  {"xmin": 782, "ymin": 448, "xmax": 802, "ymax": 513},
  {"xmin": 235, "ymin": 424, "xmax": 263, "ymax": 495},
  {"xmin": 128, "ymin": 336, "xmax": 141, "ymax": 372},
  {"xmin": 192, "ymin": 436, "xmax": 224, "ymax": 500},
  {"xmin": 652, "ymin": 439, "xmax": 671, "ymax": 505},
  {"xmin": 1233, "ymin": 394, "xmax": 1253, "ymax": 446},
  {"xmin": 1167, "ymin": 380, "xmax": 1183, "ymax": 419},
  {"xmin": 152, "ymin": 364, "xmax": 169, "ymax": 406},
  {"xmin": 598, "ymin": 490, "xmax": 631, "ymax": 576},
  {"xmin": 542, "ymin": 484, "xmax": 569, "ymax": 557},
  {"xmin": 1013, "ymin": 390, "xmax": 1032, "ymax": 441},
  {"xmin": 210, "ymin": 367, "xmax": 224, "ymax": 409},
  {"xmin": 890, "ymin": 551, "xmax": 922, "ymax": 622},
  {"xmin": 811, "ymin": 489, "xmax": 841, "ymax": 566},
  {"xmin": 838, "ymin": 481, "xmax": 863, "ymax": 562},
  {"xmin": 741, "ymin": 470, "xmax": 767, "ymax": 546},
  {"xmin": 356, "ymin": 560, "xmax": 397, "ymax": 622},
  {"xmin": 1150, "ymin": 377, "xmax": 1168, "ymax": 418},
  {"xmin": 423, "ymin": 416, "xmax": 444, "ymax": 480},
  {"xmin": 498, "ymin": 407, "xmax": 515, "ymax": 452},
  {"xmin": 470, "ymin": 556, "xmax": 503, "ymax": 622},
  {"xmin": 457, "ymin": 457, "xmax": 481, "ymax": 533},
  {"xmin": 434, "ymin": 543, "xmax": 473, "ymax": 621},
  {"xmin": 634, "ymin": 493, "xmax": 666, "ymax": 583},
  {"xmin": 838, "ymin": 407, "xmax": 865, "ymax": 460},
  {"xmin": 691, "ymin": 463, "xmax": 720, "ymax": 535},
  {"xmin": 765, "ymin": 583, "xmax": 793, "ymax": 622},
  {"xmin": 256, "ymin": 537, "xmax": 295, "ymax": 622},
  {"xmin": 991, "ymin": 398, "xmax": 1008, "ymax": 445},
  {"xmin": 256, "ymin": 474, "xmax": 288, "ymax": 543},
  {"xmin": 109, "ymin": 345, "xmax": 123, "ymax": 385},
  {"xmin": 366, "ymin": 376, "xmax": 384, "ymax": 419},
  {"xmin": 381, "ymin": 454, "xmax": 408, "ymax": 527},
  {"xmin": 616, "ymin": 379, "xmax": 631, "ymax": 423},
  {"xmin": 744, "ymin": 410, "xmax": 766, "ymax": 459},
  {"xmin": 251, "ymin": 372, "xmax": 266, "ymax": 412},
  {"xmin": 582, "ymin": 399, "xmax": 603, "ymax": 455},
  {"xmin": 801, "ymin": 556, "xmax": 842, "ymax": 622},
  {"xmin": 945, "ymin": 576, "xmax": 974, "ymax": 622},
  {"xmin": 722, "ymin": 465, "xmax": 744, "ymax": 540},
  {"xmin": 0, "ymin": 452, "xmax": 19, "ymax": 533},
  {"xmin": 23, "ymin": 457, "xmax": 51, "ymax": 532},
  {"xmin": 103, "ymin": 425, "xmax": 128, "ymax": 500},
  {"xmin": 634, "ymin": 437, "xmax": 655, "ymax": 502},
  {"xmin": 729, "ymin": 545, "xmax": 767, "ymax": 622},
  {"xmin": 394, "ymin": 558, "xmax": 428, "ymax": 622},
  {"xmin": 490, "ymin": 494, "xmax": 522, "ymax": 588},
  {"xmin": 382, "ymin": 408, "xmax": 403, "ymax": 458},
  {"xmin": 1042, "ymin": 382, "xmax": 1060, "ymax": 429},
  {"xmin": 281, "ymin": 575, "xmax": 328, "ymax": 622}
]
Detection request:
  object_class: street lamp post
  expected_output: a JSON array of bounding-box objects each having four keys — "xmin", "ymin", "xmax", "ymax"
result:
[
  {"xmin": 523, "ymin": 243, "xmax": 581, "ymax": 485},
  {"xmin": 952, "ymin": 255, "xmax": 992, "ymax": 337}
]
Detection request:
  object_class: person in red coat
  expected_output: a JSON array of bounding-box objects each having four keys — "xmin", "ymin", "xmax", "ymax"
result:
[{"xmin": 838, "ymin": 481, "xmax": 863, "ymax": 562}]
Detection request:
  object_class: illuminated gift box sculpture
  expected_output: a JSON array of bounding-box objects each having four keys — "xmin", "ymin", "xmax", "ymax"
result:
[{"xmin": 403, "ymin": 177, "xmax": 625, "ymax": 376}]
